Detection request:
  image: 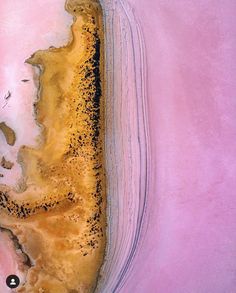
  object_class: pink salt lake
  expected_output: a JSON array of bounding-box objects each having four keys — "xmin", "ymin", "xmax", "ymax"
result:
[{"xmin": 1, "ymin": 0, "xmax": 236, "ymax": 292}]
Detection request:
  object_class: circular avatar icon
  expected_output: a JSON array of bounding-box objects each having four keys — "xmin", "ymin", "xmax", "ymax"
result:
[{"xmin": 6, "ymin": 274, "xmax": 20, "ymax": 289}]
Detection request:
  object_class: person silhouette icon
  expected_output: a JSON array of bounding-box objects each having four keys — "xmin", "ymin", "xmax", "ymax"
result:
[
  {"xmin": 6, "ymin": 274, "xmax": 20, "ymax": 288},
  {"xmin": 10, "ymin": 278, "xmax": 16, "ymax": 286}
]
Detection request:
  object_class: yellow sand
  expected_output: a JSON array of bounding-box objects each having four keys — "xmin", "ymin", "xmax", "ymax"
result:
[{"xmin": 0, "ymin": 0, "xmax": 106, "ymax": 292}]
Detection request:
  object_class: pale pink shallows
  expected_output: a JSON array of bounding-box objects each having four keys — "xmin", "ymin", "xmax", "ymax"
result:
[
  {"xmin": 0, "ymin": 0, "xmax": 72, "ymax": 187},
  {"xmin": 0, "ymin": 0, "xmax": 71, "ymax": 290}
]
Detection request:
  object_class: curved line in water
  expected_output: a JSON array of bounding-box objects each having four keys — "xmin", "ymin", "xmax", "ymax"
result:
[{"xmin": 96, "ymin": 0, "xmax": 150, "ymax": 291}]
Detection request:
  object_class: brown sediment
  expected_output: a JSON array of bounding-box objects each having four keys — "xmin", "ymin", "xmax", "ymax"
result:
[
  {"xmin": 0, "ymin": 0, "xmax": 106, "ymax": 292},
  {"xmin": 0, "ymin": 121, "xmax": 16, "ymax": 146},
  {"xmin": 1, "ymin": 156, "xmax": 14, "ymax": 170}
]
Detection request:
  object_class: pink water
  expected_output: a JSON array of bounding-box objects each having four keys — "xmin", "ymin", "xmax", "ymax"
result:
[{"xmin": 122, "ymin": 1, "xmax": 236, "ymax": 292}]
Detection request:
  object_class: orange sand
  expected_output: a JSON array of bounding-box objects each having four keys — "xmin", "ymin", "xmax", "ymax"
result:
[{"xmin": 0, "ymin": 0, "xmax": 106, "ymax": 292}]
